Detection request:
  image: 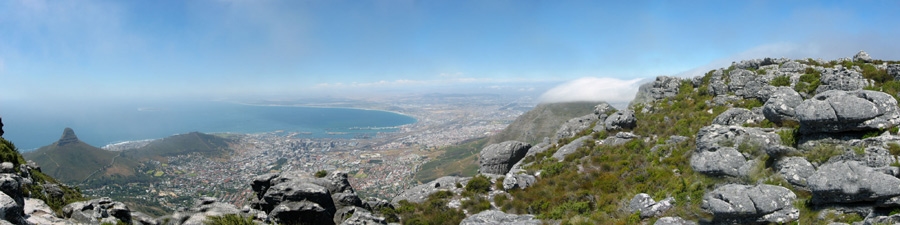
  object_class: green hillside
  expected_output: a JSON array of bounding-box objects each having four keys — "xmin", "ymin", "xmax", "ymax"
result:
[
  {"xmin": 489, "ymin": 101, "xmax": 603, "ymax": 145},
  {"xmin": 24, "ymin": 128, "xmax": 139, "ymax": 183},
  {"xmin": 126, "ymin": 132, "xmax": 233, "ymax": 161}
]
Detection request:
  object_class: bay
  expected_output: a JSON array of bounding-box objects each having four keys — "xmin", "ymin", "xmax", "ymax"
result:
[{"xmin": 1, "ymin": 101, "xmax": 417, "ymax": 151}]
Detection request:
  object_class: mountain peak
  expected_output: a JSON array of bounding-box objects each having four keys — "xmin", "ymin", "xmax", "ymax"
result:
[{"xmin": 57, "ymin": 127, "xmax": 80, "ymax": 146}]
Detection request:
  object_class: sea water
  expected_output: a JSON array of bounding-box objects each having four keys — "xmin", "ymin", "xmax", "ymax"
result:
[{"xmin": 1, "ymin": 101, "xmax": 417, "ymax": 151}]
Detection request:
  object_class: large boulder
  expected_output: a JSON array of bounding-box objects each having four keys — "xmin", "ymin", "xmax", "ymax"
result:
[
  {"xmin": 796, "ymin": 90, "xmax": 900, "ymax": 134},
  {"xmin": 701, "ymin": 184, "xmax": 798, "ymax": 224},
  {"xmin": 632, "ymin": 76, "xmax": 683, "ymax": 105},
  {"xmin": 853, "ymin": 50, "xmax": 873, "ymax": 62},
  {"xmin": 627, "ymin": 193, "xmax": 675, "ymax": 219},
  {"xmin": 762, "ymin": 87, "xmax": 803, "ymax": 124},
  {"xmin": 815, "ymin": 67, "xmax": 870, "ymax": 94},
  {"xmin": 690, "ymin": 125, "xmax": 780, "ymax": 177},
  {"xmin": 807, "ymin": 160, "xmax": 900, "ymax": 204},
  {"xmin": 0, "ymin": 192, "xmax": 24, "ymax": 225},
  {"xmin": 459, "ymin": 210, "xmax": 542, "ymax": 225},
  {"xmin": 728, "ymin": 69, "xmax": 775, "ymax": 100},
  {"xmin": 250, "ymin": 170, "xmax": 374, "ymax": 225},
  {"xmin": 479, "ymin": 141, "xmax": 531, "ymax": 175},
  {"xmin": 180, "ymin": 197, "xmax": 243, "ymax": 225},
  {"xmin": 605, "ymin": 110, "xmax": 637, "ymax": 131},
  {"xmin": 653, "ymin": 217, "xmax": 697, "ymax": 225},
  {"xmin": 551, "ymin": 136, "xmax": 591, "ymax": 161},
  {"xmin": 888, "ymin": 64, "xmax": 900, "ymax": 80},
  {"xmin": 502, "ymin": 173, "xmax": 536, "ymax": 190},
  {"xmin": 690, "ymin": 146, "xmax": 752, "ymax": 177},
  {"xmin": 773, "ymin": 157, "xmax": 816, "ymax": 188},
  {"xmin": 391, "ymin": 176, "xmax": 468, "ymax": 205},
  {"xmin": 62, "ymin": 197, "xmax": 146, "ymax": 225},
  {"xmin": 555, "ymin": 114, "xmax": 599, "ymax": 140},
  {"xmin": 712, "ymin": 108, "xmax": 764, "ymax": 126}
]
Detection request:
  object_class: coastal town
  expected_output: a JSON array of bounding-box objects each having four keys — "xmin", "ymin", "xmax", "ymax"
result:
[{"xmin": 80, "ymin": 93, "xmax": 535, "ymax": 212}]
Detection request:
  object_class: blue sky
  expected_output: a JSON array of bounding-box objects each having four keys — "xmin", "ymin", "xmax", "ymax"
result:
[{"xmin": 1, "ymin": 0, "xmax": 899, "ymax": 103}]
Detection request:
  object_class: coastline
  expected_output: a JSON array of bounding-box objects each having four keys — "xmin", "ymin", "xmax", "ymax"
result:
[{"xmin": 221, "ymin": 100, "xmax": 420, "ymax": 123}]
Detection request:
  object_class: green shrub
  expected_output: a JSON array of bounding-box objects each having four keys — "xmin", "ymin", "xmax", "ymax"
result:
[
  {"xmin": 314, "ymin": 170, "xmax": 328, "ymax": 178},
  {"xmin": 805, "ymin": 144, "xmax": 844, "ymax": 164},
  {"xmin": 465, "ymin": 175, "xmax": 491, "ymax": 194},
  {"xmin": 778, "ymin": 128, "xmax": 798, "ymax": 147},
  {"xmin": 771, "ymin": 75, "xmax": 791, "ymax": 87},
  {"xmin": 889, "ymin": 143, "xmax": 900, "ymax": 156}
]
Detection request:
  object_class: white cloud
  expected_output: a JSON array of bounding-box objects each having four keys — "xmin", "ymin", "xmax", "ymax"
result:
[{"xmin": 538, "ymin": 77, "xmax": 643, "ymax": 104}]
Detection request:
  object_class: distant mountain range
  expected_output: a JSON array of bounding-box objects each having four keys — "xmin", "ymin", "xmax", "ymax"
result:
[{"xmin": 23, "ymin": 128, "xmax": 233, "ymax": 183}]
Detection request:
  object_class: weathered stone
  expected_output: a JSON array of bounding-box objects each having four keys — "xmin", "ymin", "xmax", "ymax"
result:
[
  {"xmin": 502, "ymin": 173, "xmax": 536, "ymax": 190},
  {"xmin": 774, "ymin": 157, "xmax": 816, "ymax": 188},
  {"xmin": 796, "ymin": 90, "xmax": 900, "ymax": 133},
  {"xmin": 653, "ymin": 217, "xmax": 698, "ymax": 225},
  {"xmin": 602, "ymin": 132, "xmax": 640, "ymax": 146},
  {"xmin": 339, "ymin": 208, "xmax": 386, "ymax": 225},
  {"xmin": 702, "ymin": 184, "xmax": 798, "ymax": 224},
  {"xmin": 690, "ymin": 146, "xmax": 752, "ymax": 177},
  {"xmin": 459, "ymin": 210, "xmax": 542, "ymax": 225},
  {"xmin": 853, "ymin": 50, "xmax": 873, "ymax": 62},
  {"xmin": 632, "ymin": 76, "xmax": 683, "ymax": 105},
  {"xmin": 808, "ymin": 160, "xmax": 900, "ymax": 204},
  {"xmin": 555, "ymin": 114, "xmax": 598, "ymax": 140},
  {"xmin": 62, "ymin": 197, "xmax": 143, "ymax": 225},
  {"xmin": 605, "ymin": 110, "xmax": 637, "ymax": 131},
  {"xmin": 479, "ymin": 141, "xmax": 531, "ymax": 175},
  {"xmin": 888, "ymin": 64, "xmax": 900, "ymax": 81},
  {"xmin": 627, "ymin": 193, "xmax": 675, "ymax": 219},
  {"xmin": 391, "ymin": 176, "xmax": 468, "ymax": 205},
  {"xmin": 270, "ymin": 201, "xmax": 335, "ymax": 225},
  {"xmin": 713, "ymin": 108, "xmax": 763, "ymax": 125},
  {"xmin": 815, "ymin": 67, "xmax": 870, "ymax": 94},
  {"xmin": 551, "ymin": 136, "xmax": 591, "ymax": 161},
  {"xmin": 763, "ymin": 87, "xmax": 803, "ymax": 124}
]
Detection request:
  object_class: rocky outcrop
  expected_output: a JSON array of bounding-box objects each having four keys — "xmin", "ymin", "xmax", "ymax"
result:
[
  {"xmin": 392, "ymin": 176, "xmax": 468, "ymax": 205},
  {"xmin": 627, "ymin": 193, "xmax": 674, "ymax": 219},
  {"xmin": 555, "ymin": 114, "xmax": 598, "ymax": 140},
  {"xmin": 815, "ymin": 67, "xmax": 871, "ymax": 94},
  {"xmin": 605, "ymin": 110, "xmax": 636, "ymax": 131},
  {"xmin": 479, "ymin": 141, "xmax": 531, "ymax": 175},
  {"xmin": 601, "ymin": 132, "xmax": 640, "ymax": 146},
  {"xmin": 62, "ymin": 197, "xmax": 153, "ymax": 225},
  {"xmin": 56, "ymin": 128, "xmax": 80, "ymax": 146},
  {"xmin": 888, "ymin": 64, "xmax": 900, "ymax": 80},
  {"xmin": 459, "ymin": 210, "xmax": 542, "ymax": 225},
  {"xmin": 632, "ymin": 76, "xmax": 683, "ymax": 105},
  {"xmin": 732, "ymin": 58, "xmax": 788, "ymax": 70},
  {"xmin": 164, "ymin": 197, "xmax": 242, "ymax": 225},
  {"xmin": 807, "ymin": 160, "xmax": 900, "ymax": 205},
  {"xmin": 796, "ymin": 90, "xmax": 900, "ymax": 134},
  {"xmin": 690, "ymin": 125, "xmax": 780, "ymax": 177},
  {"xmin": 250, "ymin": 170, "xmax": 384, "ymax": 225},
  {"xmin": 0, "ymin": 117, "xmax": 4, "ymax": 137},
  {"xmin": 653, "ymin": 217, "xmax": 697, "ymax": 225},
  {"xmin": 762, "ymin": 87, "xmax": 803, "ymax": 124},
  {"xmin": 774, "ymin": 157, "xmax": 816, "ymax": 188},
  {"xmin": 853, "ymin": 50, "xmax": 873, "ymax": 62},
  {"xmin": 551, "ymin": 136, "xmax": 591, "ymax": 161},
  {"xmin": 502, "ymin": 173, "xmax": 536, "ymax": 190},
  {"xmin": 701, "ymin": 184, "xmax": 798, "ymax": 224},
  {"xmin": 712, "ymin": 108, "xmax": 763, "ymax": 126}
]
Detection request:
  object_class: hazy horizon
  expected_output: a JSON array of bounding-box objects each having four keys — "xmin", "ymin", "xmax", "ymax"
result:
[{"xmin": 2, "ymin": 1, "xmax": 900, "ymax": 119}]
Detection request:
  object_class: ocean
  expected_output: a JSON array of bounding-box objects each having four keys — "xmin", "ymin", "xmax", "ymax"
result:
[{"xmin": 1, "ymin": 101, "xmax": 417, "ymax": 151}]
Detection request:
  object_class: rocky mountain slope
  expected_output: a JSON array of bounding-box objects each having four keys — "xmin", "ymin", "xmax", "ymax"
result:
[
  {"xmin": 388, "ymin": 51, "xmax": 900, "ymax": 224},
  {"xmin": 3, "ymin": 51, "xmax": 900, "ymax": 224}
]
